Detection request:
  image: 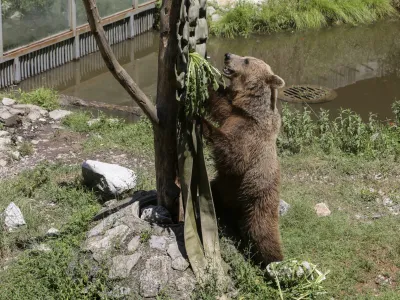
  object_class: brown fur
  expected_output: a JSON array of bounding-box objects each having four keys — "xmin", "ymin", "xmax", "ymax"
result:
[{"xmin": 202, "ymin": 54, "xmax": 285, "ymax": 266}]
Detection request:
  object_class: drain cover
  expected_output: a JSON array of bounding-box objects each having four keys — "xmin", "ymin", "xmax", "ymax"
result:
[{"xmin": 278, "ymin": 85, "xmax": 337, "ymax": 104}]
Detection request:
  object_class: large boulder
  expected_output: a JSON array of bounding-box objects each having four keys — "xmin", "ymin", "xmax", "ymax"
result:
[
  {"xmin": 82, "ymin": 160, "xmax": 137, "ymax": 197},
  {"xmin": 82, "ymin": 191, "xmax": 196, "ymax": 300},
  {"xmin": 2, "ymin": 202, "xmax": 26, "ymax": 231}
]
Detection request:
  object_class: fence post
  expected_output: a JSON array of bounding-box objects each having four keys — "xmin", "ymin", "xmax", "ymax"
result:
[
  {"xmin": 70, "ymin": 0, "xmax": 80, "ymax": 60},
  {"xmin": 0, "ymin": 0, "xmax": 4, "ymax": 58},
  {"xmin": 133, "ymin": 0, "xmax": 139, "ymax": 9}
]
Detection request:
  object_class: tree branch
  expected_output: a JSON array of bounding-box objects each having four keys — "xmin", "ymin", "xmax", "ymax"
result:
[{"xmin": 82, "ymin": 0, "xmax": 159, "ymax": 125}]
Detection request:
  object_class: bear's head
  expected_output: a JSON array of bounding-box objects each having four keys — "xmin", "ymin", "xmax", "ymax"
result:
[{"xmin": 222, "ymin": 53, "xmax": 285, "ymax": 93}]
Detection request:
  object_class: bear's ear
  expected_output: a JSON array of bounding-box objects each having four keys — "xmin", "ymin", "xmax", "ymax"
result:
[{"xmin": 266, "ymin": 74, "xmax": 285, "ymax": 89}]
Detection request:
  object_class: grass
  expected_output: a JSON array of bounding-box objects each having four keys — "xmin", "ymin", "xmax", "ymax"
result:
[
  {"xmin": 0, "ymin": 163, "xmax": 113, "ymax": 299},
  {"xmin": 62, "ymin": 112, "xmax": 154, "ymax": 160},
  {"xmin": 1, "ymin": 103, "xmax": 399, "ymax": 299},
  {"xmin": 210, "ymin": 0, "xmax": 398, "ymax": 38},
  {"xmin": 0, "ymin": 87, "xmax": 60, "ymax": 111}
]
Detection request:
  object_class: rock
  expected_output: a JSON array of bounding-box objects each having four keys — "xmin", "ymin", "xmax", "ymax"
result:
[
  {"xmin": 172, "ymin": 257, "xmax": 189, "ymax": 271},
  {"xmin": 141, "ymin": 205, "xmax": 172, "ymax": 224},
  {"xmin": 46, "ymin": 227, "xmax": 60, "ymax": 237},
  {"xmin": 0, "ymin": 107, "xmax": 22, "ymax": 127},
  {"xmin": 32, "ymin": 244, "xmax": 51, "ymax": 252},
  {"xmin": 82, "ymin": 160, "xmax": 137, "ymax": 196},
  {"xmin": 279, "ymin": 199, "xmax": 290, "ymax": 216},
  {"xmin": 10, "ymin": 151, "xmax": 21, "ymax": 161},
  {"xmin": 207, "ymin": 6, "xmax": 216, "ymax": 16},
  {"xmin": 127, "ymin": 236, "xmax": 141, "ymax": 252},
  {"xmin": 167, "ymin": 242, "xmax": 185, "ymax": 260},
  {"xmin": 27, "ymin": 110, "xmax": 42, "ymax": 122},
  {"xmin": 108, "ymin": 286, "xmax": 132, "ymax": 299},
  {"xmin": 108, "ymin": 253, "xmax": 141, "ymax": 279},
  {"xmin": 10, "ymin": 11, "xmax": 22, "ymax": 21},
  {"xmin": 139, "ymin": 256, "xmax": 171, "ymax": 297},
  {"xmin": 85, "ymin": 224, "xmax": 130, "ymax": 253},
  {"xmin": 314, "ymin": 203, "xmax": 331, "ymax": 217},
  {"xmin": 1, "ymin": 98, "xmax": 15, "ymax": 106},
  {"xmin": 0, "ymin": 137, "xmax": 11, "ymax": 150},
  {"xmin": 49, "ymin": 110, "xmax": 72, "ymax": 120},
  {"xmin": 211, "ymin": 14, "xmax": 222, "ymax": 22},
  {"xmin": 0, "ymin": 131, "xmax": 10, "ymax": 137},
  {"xmin": 0, "ymin": 159, "xmax": 7, "ymax": 167},
  {"xmin": 375, "ymin": 274, "xmax": 392, "ymax": 286},
  {"xmin": 382, "ymin": 197, "xmax": 393, "ymax": 206},
  {"xmin": 175, "ymin": 275, "xmax": 196, "ymax": 292},
  {"xmin": 3, "ymin": 202, "xmax": 26, "ymax": 230},
  {"xmin": 149, "ymin": 235, "xmax": 167, "ymax": 251}
]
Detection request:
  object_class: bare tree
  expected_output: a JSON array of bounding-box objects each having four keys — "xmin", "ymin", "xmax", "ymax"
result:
[{"xmin": 82, "ymin": 0, "xmax": 181, "ymax": 220}]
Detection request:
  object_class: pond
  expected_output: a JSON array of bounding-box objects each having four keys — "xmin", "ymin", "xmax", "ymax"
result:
[{"xmin": 18, "ymin": 19, "xmax": 400, "ymax": 120}]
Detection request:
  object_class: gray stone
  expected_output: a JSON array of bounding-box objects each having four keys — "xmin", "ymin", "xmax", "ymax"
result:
[
  {"xmin": 0, "ymin": 159, "xmax": 7, "ymax": 167},
  {"xmin": 382, "ymin": 197, "xmax": 393, "ymax": 207},
  {"xmin": 167, "ymin": 242, "xmax": 186, "ymax": 260},
  {"xmin": 127, "ymin": 236, "xmax": 141, "ymax": 252},
  {"xmin": 10, "ymin": 151, "xmax": 21, "ymax": 161},
  {"xmin": 0, "ymin": 137, "xmax": 11, "ymax": 150},
  {"xmin": 175, "ymin": 275, "xmax": 196, "ymax": 292},
  {"xmin": 10, "ymin": 11, "xmax": 22, "ymax": 20},
  {"xmin": 0, "ymin": 131, "xmax": 10, "ymax": 137},
  {"xmin": 375, "ymin": 274, "xmax": 392, "ymax": 286},
  {"xmin": 108, "ymin": 253, "xmax": 141, "ymax": 279},
  {"xmin": 1, "ymin": 98, "xmax": 15, "ymax": 106},
  {"xmin": 140, "ymin": 256, "xmax": 171, "ymax": 297},
  {"xmin": 32, "ymin": 244, "xmax": 51, "ymax": 252},
  {"xmin": 211, "ymin": 13, "xmax": 222, "ymax": 22},
  {"xmin": 27, "ymin": 110, "xmax": 42, "ymax": 122},
  {"xmin": 207, "ymin": 6, "xmax": 216, "ymax": 16},
  {"xmin": 49, "ymin": 110, "xmax": 72, "ymax": 120},
  {"xmin": 82, "ymin": 160, "xmax": 137, "ymax": 196},
  {"xmin": 149, "ymin": 235, "xmax": 167, "ymax": 251},
  {"xmin": 141, "ymin": 205, "xmax": 172, "ymax": 224},
  {"xmin": 3, "ymin": 202, "xmax": 26, "ymax": 230},
  {"xmin": 46, "ymin": 227, "xmax": 60, "ymax": 237},
  {"xmin": 85, "ymin": 224, "xmax": 129, "ymax": 253},
  {"xmin": 279, "ymin": 199, "xmax": 290, "ymax": 216},
  {"xmin": 172, "ymin": 257, "xmax": 189, "ymax": 271},
  {"xmin": 314, "ymin": 203, "xmax": 331, "ymax": 217},
  {"xmin": 108, "ymin": 286, "xmax": 132, "ymax": 299}
]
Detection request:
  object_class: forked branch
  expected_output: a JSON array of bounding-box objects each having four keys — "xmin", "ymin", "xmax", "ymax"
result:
[{"xmin": 82, "ymin": 0, "xmax": 159, "ymax": 125}]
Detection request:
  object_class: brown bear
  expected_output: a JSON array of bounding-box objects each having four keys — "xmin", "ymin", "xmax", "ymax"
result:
[{"xmin": 202, "ymin": 53, "xmax": 285, "ymax": 266}]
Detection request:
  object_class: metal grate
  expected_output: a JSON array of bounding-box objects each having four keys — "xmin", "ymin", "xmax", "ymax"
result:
[{"xmin": 279, "ymin": 85, "xmax": 337, "ymax": 104}]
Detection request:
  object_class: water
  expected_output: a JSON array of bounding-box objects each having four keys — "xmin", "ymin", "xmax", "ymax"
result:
[{"xmin": 18, "ymin": 20, "xmax": 400, "ymax": 120}]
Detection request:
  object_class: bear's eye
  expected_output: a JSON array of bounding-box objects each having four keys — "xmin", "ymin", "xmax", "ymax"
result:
[{"xmin": 244, "ymin": 58, "xmax": 249, "ymax": 65}]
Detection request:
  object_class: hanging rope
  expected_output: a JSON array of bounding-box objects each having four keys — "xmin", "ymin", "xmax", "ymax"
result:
[{"xmin": 175, "ymin": 0, "xmax": 226, "ymax": 287}]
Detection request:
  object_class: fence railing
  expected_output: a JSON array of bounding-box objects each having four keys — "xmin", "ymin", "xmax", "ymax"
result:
[{"xmin": 0, "ymin": 0, "xmax": 156, "ymax": 88}]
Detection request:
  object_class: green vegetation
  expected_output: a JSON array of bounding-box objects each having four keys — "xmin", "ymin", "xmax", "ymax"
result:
[
  {"xmin": 19, "ymin": 88, "xmax": 60, "ymax": 111},
  {"xmin": 18, "ymin": 141, "xmax": 34, "ymax": 157},
  {"xmin": 140, "ymin": 229, "xmax": 152, "ymax": 243},
  {"xmin": 0, "ymin": 163, "xmax": 112, "ymax": 299},
  {"xmin": 1, "ymin": 87, "xmax": 60, "ymax": 111},
  {"xmin": 279, "ymin": 102, "xmax": 400, "ymax": 158},
  {"xmin": 62, "ymin": 112, "xmax": 154, "ymax": 160},
  {"xmin": 184, "ymin": 52, "xmax": 223, "ymax": 117},
  {"xmin": 210, "ymin": 0, "xmax": 398, "ymax": 38},
  {"xmin": 1, "ymin": 102, "xmax": 399, "ymax": 299}
]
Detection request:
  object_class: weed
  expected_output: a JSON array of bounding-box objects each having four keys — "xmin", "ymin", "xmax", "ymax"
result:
[
  {"xmin": 19, "ymin": 87, "xmax": 59, "ymax": 111},
  {"xmin": 278, "ymin": 104, "xmax": 400, "ymax": 158},
  {"xmin": 140, "ymin": 229, "xmax": 152, "ymax": 243},
  {"xmin": 18, "ymin": 141, "xmax": 34, "ymax": 157},
  {"xmin": 392, "ymin": 100, "xmax": 400, "ymax": 123},
  {"xmin": 211, "ymin": 0, "xmax": 397, "ymax": 37}
]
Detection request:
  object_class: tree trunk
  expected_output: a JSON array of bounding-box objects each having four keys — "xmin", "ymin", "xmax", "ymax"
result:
[{"xmin": 154, "ymin": 0, "xmax": 182, "ymax": 221}]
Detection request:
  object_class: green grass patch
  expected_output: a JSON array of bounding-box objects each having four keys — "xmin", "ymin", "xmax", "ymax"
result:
[
  {"xmin": 278, "ymin": 102, "xmax": 400, "ymax": 158},
  {"xmin": 62, "ymin": 112, "xmax": 154, "ymax": 160},
  {"xmin": 18, "ymin": 88, "xmax": 60, "ymax": 111},
  {"xmin": 0, "ymin": 163, "xmax": 114, "ymax": 299},
  {"xmin": 211, "ymin": 0, "xmax": 398, "ymax": 38}
]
